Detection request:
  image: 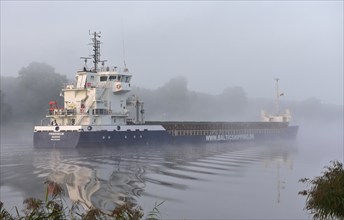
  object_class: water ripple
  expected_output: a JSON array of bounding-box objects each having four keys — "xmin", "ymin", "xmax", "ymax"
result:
[{"xmin": 1, "ymin": 142, "xmax": 297, "ymax": 215}]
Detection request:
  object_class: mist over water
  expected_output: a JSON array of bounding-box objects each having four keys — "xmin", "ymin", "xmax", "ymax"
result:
[
  {"xmin": 1, "ymin": 56, "xmax": 341, "ymax": 218},
  {"xmin": 1, "ymin": 120, "xmax": 342, "ymax": 218}
]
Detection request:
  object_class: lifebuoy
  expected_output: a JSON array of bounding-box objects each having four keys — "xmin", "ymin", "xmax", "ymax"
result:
[
  {"xmin": 116, "ymin": 84, "xmax": 122, "ymax": 90},
  {"xmin": 117, "ymin": 125, "xmax": 121, "ymax": 130},
  {"xmin": 87, "ymin": 126, "xmax": 92, "ymax": 131},
  {"xmin": 55, "ymin": 126, "xmax": 59, "ymax": 131}
]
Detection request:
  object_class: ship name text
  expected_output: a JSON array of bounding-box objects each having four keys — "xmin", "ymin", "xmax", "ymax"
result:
[
  {"xmin": 205, "ymin": 134, "xmax": 254, "ymax": 141},
  {"xmin": 49, "ymin": 132, "xmax": 64, "ymax": 141}
]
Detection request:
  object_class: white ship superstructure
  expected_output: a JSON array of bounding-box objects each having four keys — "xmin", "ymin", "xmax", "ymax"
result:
[
  {"xmin": 261, "ymin": 78, "xmax": 292, "ymax": 123},
  {"xmin": 36, "ymin": 32, "xmax": 144, "ymax": 132}
]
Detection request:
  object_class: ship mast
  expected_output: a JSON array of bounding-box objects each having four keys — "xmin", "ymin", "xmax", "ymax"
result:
[
  {"xmin": 275, "ymin": 78, "xmax": 280, "ymax": 115},
  {"xmin": 90, "ymin": 31, "xmax": 102, "ymax": 72}
]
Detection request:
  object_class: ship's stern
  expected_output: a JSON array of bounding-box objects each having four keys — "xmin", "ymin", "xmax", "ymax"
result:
[{"xmin": 33, "ymin": 126, "xmax": 81, "ymax": 148}]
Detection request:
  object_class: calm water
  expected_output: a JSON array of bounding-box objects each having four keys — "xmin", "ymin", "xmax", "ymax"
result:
[{"xmin": 1, "ymin": 122, "xmax": 343, "ymax": 219}]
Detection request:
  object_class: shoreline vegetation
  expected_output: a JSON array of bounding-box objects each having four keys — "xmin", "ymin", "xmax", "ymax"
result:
[
  {"xmin": 0, "ymin": 180, "xmax": 163, "ymax": 220},
  {"xmin": 299, "ymin": 161, "xmax": 344, "ymax": 220}
]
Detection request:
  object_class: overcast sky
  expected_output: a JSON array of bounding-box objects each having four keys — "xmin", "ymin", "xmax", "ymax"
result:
[{"xmin": 1, "ymin": 1, "xmax": 343, "ymax": 105}]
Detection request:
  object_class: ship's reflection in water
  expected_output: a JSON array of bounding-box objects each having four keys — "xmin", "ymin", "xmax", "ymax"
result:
[
  {"xmin": 32, "ymin": 142, "xmax": 296, "ymax": 214},
  {"xmin": 33, "ymin": 149, "xmax": 147, "ymax": 212}
]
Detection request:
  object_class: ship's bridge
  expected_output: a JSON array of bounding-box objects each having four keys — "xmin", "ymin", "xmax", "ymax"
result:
[
  {"xmin": 97, "ymin": 68, "xmax": 132, "ymax": 93},
  {"xmin": 72, "ymin": 67, "xmax": 132, "ymax": 92}
]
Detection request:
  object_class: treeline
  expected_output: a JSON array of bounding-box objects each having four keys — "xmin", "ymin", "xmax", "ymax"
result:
[
  {"xmin": 131, "ymin": 77, "xmax": 343, "ymax": 124},
  {"xmin": 1, "ymin": 62, "xmax": 342, "ymax": 125},
  {"xmin": 131, "ymin": 76, "xmax": 249, "ymax": 121},
  {"xmin": 0, "ymin": 62, "xmax": 68, "ymax": 124}
]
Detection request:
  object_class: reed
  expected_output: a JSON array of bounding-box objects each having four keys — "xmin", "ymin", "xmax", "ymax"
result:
[{"xmin": 0, "ymin": 180, "xmax": 161, "ymax": 220}]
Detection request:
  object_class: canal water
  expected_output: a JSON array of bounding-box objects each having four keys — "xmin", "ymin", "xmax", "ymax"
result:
[{"xmin": 0, "ymin": 122, "xmax": 342, "ymax": 219}]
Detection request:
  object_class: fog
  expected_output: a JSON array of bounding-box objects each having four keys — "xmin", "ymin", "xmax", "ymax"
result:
[
  {"xmin": 1, "ymin": 3, "xmax": 343, "ymax": 216},
  {"xmin": 0, "ymin": 62, "xmax": 342, "ymax": 126},
  {"xmin": 0, "ymin": 1, "xmax": 343, "ymax": 164},
  {"xmin": 0, "ymin": 110, "xmax": 343, "ymax": 218},
  {"xmin": 1, "ymin": 1, "xmax": 343, "ymax": 105}
]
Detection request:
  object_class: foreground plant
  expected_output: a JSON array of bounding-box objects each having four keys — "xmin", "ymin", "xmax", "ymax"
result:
[
  {"xmin": 299, "ymin": 160, "xmax": 344, "ymax": 219},
  {"xmin": 0, "ymin": 180, "xmax": 161, "ymax": 220},
  {"xmin": 146, "ymin": 201, "xmax": 164, "ymax": 220},
  {"xmin": 0, "ymin": 201, "xmax": 12, "ymax": 220}
]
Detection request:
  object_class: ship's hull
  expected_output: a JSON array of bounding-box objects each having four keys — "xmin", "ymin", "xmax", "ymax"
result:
[{"xmin": 33, "ymin": 122, "xmax": 299, "ymax": 148}]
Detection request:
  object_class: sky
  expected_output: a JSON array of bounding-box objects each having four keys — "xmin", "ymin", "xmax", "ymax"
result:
[{"xmin": 1, "ymin": 1, "xmax": 343, "ymax": 105}]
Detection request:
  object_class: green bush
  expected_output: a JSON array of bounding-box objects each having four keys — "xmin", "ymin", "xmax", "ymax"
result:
[{"xmin": 299, "ymin": 161, "xmax": 344, "ymax": 219}]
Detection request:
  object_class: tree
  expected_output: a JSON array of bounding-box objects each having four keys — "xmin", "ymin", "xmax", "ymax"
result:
[
  {"xmin": 299, "ymin": 161, "xmax": 344, "ymax": 219},
  {"xmin": 0, "ymin": 90, "xmax": 13, "ymax": 124},
  {"xmin": 150, "ymin": 76, "xmax": 190, "ymax": 120},
  {"xmin": 15, "ymin": 62, "xmax": 68, "ymax": 120},
  {"xmin": 218, "ymin": 86, "xmax": 248, "ymax": 119}
]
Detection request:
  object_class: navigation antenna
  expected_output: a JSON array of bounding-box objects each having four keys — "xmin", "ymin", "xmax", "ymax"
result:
[
  {"xmin": 121, "ymin": 22, "xmax": 128, "ymax": 71},
  {"xmin": 89, "ymin": 30, "xmax": 102, "ymax": 72},
  {"xmin": 80, "ymin": 57, "xmax": 91, "ymax": 71}
]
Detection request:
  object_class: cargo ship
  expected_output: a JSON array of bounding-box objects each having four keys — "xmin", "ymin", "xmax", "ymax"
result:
[{"xmin": 33, "ymin": 32, "xmax": 298, "ymax": 148}]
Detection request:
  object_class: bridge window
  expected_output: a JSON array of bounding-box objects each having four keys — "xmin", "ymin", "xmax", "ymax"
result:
[
  {"xmin": 92, "ymin": 109, "xmax": 108, "ymax": 115},
  {"xmin": 109, "ymin": 76, "xmax": 116, "ymax": 81},
  {"xmin": 100, "ymin": 76, "xmax": 108, "ymax": 81}
]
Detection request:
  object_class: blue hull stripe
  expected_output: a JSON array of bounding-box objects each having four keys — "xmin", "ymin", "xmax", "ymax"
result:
[{"xmin": 33, "ymin": 126, "xmax": 298, "ymax": 148}]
